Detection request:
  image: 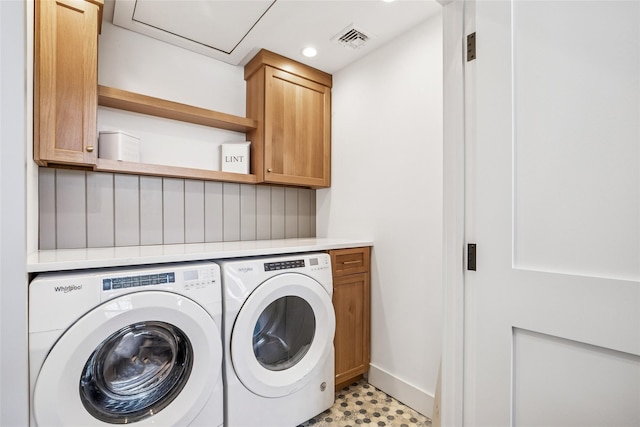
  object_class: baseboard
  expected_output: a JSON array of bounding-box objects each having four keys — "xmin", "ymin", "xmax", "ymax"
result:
[{"xmin": 366, "ymin": 364, "xmax": 435, "ymax": 419}]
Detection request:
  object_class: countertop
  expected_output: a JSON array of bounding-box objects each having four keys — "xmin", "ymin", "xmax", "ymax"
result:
[{"xmin": 27, "ymin": 238, "xmax": 374, "ymax": 273}]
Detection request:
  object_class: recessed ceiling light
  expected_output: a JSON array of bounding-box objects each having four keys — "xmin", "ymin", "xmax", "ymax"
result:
[{"xmin": 301, "ymin": 47, "xmax": 317, "ymax": 58}]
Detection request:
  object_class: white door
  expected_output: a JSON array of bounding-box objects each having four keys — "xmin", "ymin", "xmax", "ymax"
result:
[{"xmin": 464, "ymin": 1, "xmax": 640, "ymax": 426}]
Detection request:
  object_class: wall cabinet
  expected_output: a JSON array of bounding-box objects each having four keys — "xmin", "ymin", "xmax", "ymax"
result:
[
  {"xmin": 329, "ymin": 246, "xmax": 371, "ymax": 389},
  {"xmin": 245, "ymin": 49, "xmax": 332, "ymax": 188},
  {"xmin": 34, "ymin": 0, "xmax": 103, "ymax": 167}
]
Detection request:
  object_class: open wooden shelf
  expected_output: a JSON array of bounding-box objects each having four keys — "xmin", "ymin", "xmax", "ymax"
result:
[
  {"xmin": 94, "ymin": 85, "xmax": 258, "ymax": 184},
  {"xmin": 96, "ymin": 158, "xmax": 258, "ymax": 184},
  {"xmin": 98, "ymin": 85, "xmax": 258, "ymax": 133}
]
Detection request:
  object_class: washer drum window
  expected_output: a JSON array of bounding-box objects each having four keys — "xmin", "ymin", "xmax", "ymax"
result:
[{"xmin": 79, "ymin": 321, "xmax": 193, "ymax": 424}]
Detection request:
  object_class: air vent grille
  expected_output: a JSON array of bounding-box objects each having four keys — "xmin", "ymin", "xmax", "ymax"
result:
[{"xmin": 333, "ymin": 25, "xmax": 372, "ymax": 49}]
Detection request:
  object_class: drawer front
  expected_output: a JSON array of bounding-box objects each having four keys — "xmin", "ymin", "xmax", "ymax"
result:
[{"xmin": 330, "ymin": 247, "xmax": 370, "ymax": 276}]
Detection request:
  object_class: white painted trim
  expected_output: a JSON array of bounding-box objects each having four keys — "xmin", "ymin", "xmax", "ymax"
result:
[
  {"xmin": 26, "ymin": 0, "xmax": 37, "ymax": 255},
  {"xmin": 367, "ymin": 363, "xmax": 434, "ymax": 419},
  {"xmin": 441, "ymin": 0, "xmax": 466, "ymax": 426},
  {"xmin": 0, "ymin": 0, "xmax": 29, "ymax": 425}
]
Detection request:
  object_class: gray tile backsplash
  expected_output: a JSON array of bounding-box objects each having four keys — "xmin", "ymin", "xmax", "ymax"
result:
[
  {"xmin": 38, "ymin": 168, "xmax": 316, "ymax": 250},
  {"xmin": 184, "ymin": 179, "xmax": 205, "ymax": 244},
  {"xmin": 139, "ymin": 176, "xmax": 163, "ymax": 245},
  {"xmin": 56, "ymin": 169, "xmax": 88, "ymax": 249},
  {"xmin": 162, "ymin": 178, "xmax": 185, "ymax": 245},
  {"xmin": 114, "ymin": 174, "xmax": 140, "ymax": 247},
  {"xmin": 87, "ymin": 172, "xmax": 115, "ymax": 247}
]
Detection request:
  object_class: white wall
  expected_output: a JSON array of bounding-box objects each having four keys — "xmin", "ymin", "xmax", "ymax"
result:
[
  {"xmin": 1, "ymin": 0, "xmax": 29, "ymax": 424},
  {"xmin": 317, "ymin": 12, "xmax": 443, "ymax": 417},
  {"xmin": 98, "ymin": 4, "xmax": 248, "ymax": 171}
]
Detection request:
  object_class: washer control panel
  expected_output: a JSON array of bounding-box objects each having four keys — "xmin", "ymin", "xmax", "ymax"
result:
[
  {"xmin": 181, "ymin": 267, "xmax": 218, "ymax": 290},
  {"xmin": 102, "ymin": 272, "xmax": 175, "ymax": 291},
  {"xmin": 100, "ymin": 264, "xmax": 219, "ymax": 293}
]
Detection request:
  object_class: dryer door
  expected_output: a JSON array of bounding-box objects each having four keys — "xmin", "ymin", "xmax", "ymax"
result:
[
  {"xmin": 231, "ymin": 273, "xmax": 335, "ymax": 398},
  {"xmin": 33, "ymin": 291, "xmax": 222, "ymax": 426}
]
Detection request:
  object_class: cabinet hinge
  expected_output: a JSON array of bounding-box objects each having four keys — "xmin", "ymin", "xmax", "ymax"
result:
[
  {"xmin": 467, "ymin": 32, "xmax": 476, "ymax": 62},
  {"xmin": 467, "ymin": 243, "xmax": 477, "ymax": 271}
]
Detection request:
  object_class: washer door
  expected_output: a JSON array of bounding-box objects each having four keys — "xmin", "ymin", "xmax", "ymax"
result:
[
  {"xmin": 33, "ymin": 291, "xmax": 222, "ymax": 426},
  {"xmin": 231, "ymin": 273, "xmax": 335, "ymax": 398}
]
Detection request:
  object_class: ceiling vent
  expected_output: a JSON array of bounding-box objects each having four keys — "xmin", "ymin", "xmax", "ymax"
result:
[{"xmin": 332, "ymin": 25, "xmax": 373, "ymax": 49}]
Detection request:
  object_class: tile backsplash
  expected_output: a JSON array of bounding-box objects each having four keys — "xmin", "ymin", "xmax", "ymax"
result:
[{"xmin": 39, "ymin": 168, "xmax": 316, "ymax": 250}]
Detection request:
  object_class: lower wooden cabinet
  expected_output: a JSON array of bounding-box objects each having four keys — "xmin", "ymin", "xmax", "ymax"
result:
[{"xmin": 329, "ymin": 247, "xmax": 371, "ymax": 389}]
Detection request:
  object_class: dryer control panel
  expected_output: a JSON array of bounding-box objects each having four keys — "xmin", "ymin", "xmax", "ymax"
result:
[
  {"xmin": 264, "ymin": 259, "xmax": 305, "ymax": 271},
  {"xmin": 263, "ymin": 255, "xmax": 330, "ymax": 273}
]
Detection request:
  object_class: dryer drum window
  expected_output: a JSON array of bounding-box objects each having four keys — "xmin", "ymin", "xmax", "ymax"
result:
[
  {"xmin": 79, "ymin": 321, "xmax": 193, "ymax": 424},
  {"xmin": 253, "ymin": 296, "xmax": 316, "ymax": 371}
]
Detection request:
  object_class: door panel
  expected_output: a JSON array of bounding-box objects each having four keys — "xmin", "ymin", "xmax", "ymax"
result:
[
  {"xmin": 512, "ymin": 0, "xmax": 640, "ymax": 281},
  {"xmin": 513, "ymin": 329, "xmax": 640, "ymax": 427},
  {"xmin": 465, "ymin": 1, "xmax": 640, "ymax": 425}
]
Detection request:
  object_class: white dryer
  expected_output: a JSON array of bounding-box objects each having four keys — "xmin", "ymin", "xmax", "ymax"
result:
[
  {"xmin": 28, "ymin": 261, "xmax": 223, "ymax": 427},
  {"xmin": 217, "ymin": 253, "xmax": 335, "ymax": 427}
]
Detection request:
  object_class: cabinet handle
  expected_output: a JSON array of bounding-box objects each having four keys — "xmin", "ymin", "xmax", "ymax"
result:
[
  {"xmin": 342, "ymin": 260, "xmax": 360, "ymax": 265},
  {"xmin": 86, "ymin": 145, "xmax": 95, "ymax": 153},
  {"xmin": 267, "ymin": 168, "xmax": 273, "ymax": 172}
]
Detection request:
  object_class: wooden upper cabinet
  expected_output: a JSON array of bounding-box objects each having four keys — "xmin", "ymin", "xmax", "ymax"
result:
[
  {"xmin": 34, "ymin": 0, "xmax": 103, "ymax": 167},
  {"xmin": 245, "ymin": 49, "xmax": 332, "ymax": 188}
]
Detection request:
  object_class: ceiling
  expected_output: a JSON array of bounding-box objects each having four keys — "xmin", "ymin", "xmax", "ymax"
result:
[{"xmin": 104, "ymin": 0, "xmax": 441, "ymax": 74}]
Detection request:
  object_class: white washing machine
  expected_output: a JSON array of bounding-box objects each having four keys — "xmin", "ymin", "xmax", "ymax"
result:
[
  {"xmin": 217, "ymin": 253, "xmax": 336, "ymax": 427},
  {"xmin": 28, "ymin": 261, "xmax": 223, "ymax": 427}
]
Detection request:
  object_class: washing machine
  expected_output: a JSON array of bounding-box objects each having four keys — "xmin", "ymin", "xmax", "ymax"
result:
[
  {"xmin": 28, "ymin": 261, "xmax": 223, "ymax": 427},
  {"xmin": 217, "ymin": 253, "xmax": 335, "ymax": 427}
]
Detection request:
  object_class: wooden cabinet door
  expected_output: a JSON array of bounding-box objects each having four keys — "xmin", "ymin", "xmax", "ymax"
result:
[
  {"xmin": 333, "ymin": 272, "xmax": 371, "ymax": 388},
  {"xmin": 263, "ymin": 66, "xmax": 331, "ymax": 188},
  {"xmin": 35, "ymin": 0, "xmax": 101, "ymax": 166}
]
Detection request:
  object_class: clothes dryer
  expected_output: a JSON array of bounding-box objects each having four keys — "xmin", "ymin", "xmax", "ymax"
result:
[
  {"xmin": 29, "ymin": 261, "xmax": 223, "ymax": 427},
  {"xmin": 217, "ymin": 253, "xmax": 335, "ymax": 427}
]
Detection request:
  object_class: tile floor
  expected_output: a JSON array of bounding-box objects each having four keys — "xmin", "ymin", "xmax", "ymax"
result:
[{"xmin": 298, "ymin": 379, "xmax": 432, "ymax": 427}]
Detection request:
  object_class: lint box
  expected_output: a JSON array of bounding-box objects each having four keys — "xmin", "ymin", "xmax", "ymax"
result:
[
  {"xmin": 221, "ymin": 142, "xmax": 250, "ymax": 174},
  {"xmin": 98, "ymin": 131, "xmax": 140, "ymax": 162}
]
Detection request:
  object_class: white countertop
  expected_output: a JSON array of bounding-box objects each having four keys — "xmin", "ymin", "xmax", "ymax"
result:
[{"xmin": 27, "ymin": 238, "xmax": 374, "ymax": 273}]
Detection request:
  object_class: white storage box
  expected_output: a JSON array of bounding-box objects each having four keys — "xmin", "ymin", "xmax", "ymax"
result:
[
  {"xmin": 98, "ymin": 131, "xmax": 140, "ymax": 162},
  {"xmin": 221, "ymin": 142, "xmax": 250, "ymax": 174}
]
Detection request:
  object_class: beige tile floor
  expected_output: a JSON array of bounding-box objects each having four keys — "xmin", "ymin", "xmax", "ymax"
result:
[{"xmin": 298, "ymin": 379, "xmax": 432, "ymax": 427}]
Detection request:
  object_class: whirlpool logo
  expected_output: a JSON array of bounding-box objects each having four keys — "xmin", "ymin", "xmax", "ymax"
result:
[
  {"xmin": 54, "ymin": 284, "xmax": 83, "ymax": 293},
  {"xmin": 238, "ymin": 267, "xmax": 253, "ymax": 273}
]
